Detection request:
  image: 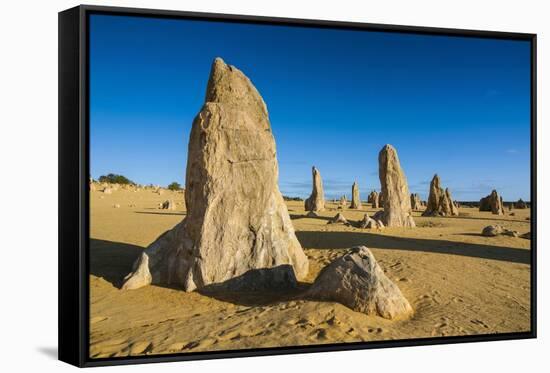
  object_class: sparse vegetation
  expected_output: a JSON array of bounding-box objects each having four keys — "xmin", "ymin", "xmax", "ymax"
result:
[
  {"xmin": 283, "ymin": 196, "xmax": 303, "ymax": 201},
  {"xmin": 98, "ymin": 173, "xmax": 135, "ymax": 185},
  {"xmin": 167, "ymin": 182, "xmax": 183, "ymax": 191}
]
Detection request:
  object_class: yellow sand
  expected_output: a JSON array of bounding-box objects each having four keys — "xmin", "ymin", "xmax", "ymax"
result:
[{"xmin": 89, "ymin": 187, "xmax": 531, "ymax": 358}]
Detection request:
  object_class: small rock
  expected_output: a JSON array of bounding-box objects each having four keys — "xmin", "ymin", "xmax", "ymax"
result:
[
  {"xmin": 307, "ymin": 246, "xmax": 413, "ymax": 319},
  {"xmin": 327, "ymin": 213, "xmax": 350, "ymax": 225}
]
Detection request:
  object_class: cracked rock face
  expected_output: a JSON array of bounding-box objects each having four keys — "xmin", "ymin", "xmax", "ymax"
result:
[
  {"xmin": 304, "ymin": 167, "xmax": 325, "ymax": 212},
  {"xmin": 123, "ymin": 57, "xmax": 309, "ymax": 291},
  {"xmin": 377, "ymin": 144, "xmax": 415, "ymax": 228},
  {"xmin": 307, "ymin": 246, "xmax": 413, "ymax": 320}
]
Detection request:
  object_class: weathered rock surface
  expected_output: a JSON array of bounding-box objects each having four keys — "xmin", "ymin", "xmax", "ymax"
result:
[
  {"xmin": 481, "ymin": 225, "xmax": 518, "ymax": 237},
  {"xmin": 378, "ymin": 192, "xmax": 385, "ymax": 207},
  {"xmin": 307, "ymin": 246, "xmax": 413, "ymax": 319},
  {"xmin": 304, "ymin": 167, "xmax": 325, "ymax": 212},
  {"xmin": 306, "ymin": 211, "xmax": 319, "ymax": 218},
  {"xmin": 123, "ymin": 57, "xmax": 309, "ymax": 292},
  {"xmin": 358, "ymin": 213, "xmax": 384, "ymax": 229},
  {"xmin": 377, "ymin": 144, "xmax": 415, "ymax": 227},
  {"xmin": 327, "ymin": 212, "xmax": 350, "ymax": 226},
  {"xmin": 103, "ymin": 187, "xmax": 112, "ymax": 194},
  {"xmin": 410, "ymin": 193, "xmax": 422, "ymax": 211},
  {"xmin": 479, "ymin": 190, "xmax": 504, "ymax": 215},
  {"xmin": 350, "ymin": 182, "xmax": 362, "ymax": 209},
  {"xmin": 369, "ymin": 191, "xmax": 380, "ymax": 208},
  {"xmin": 422, "ymin": 174, "xmax": 459, "ymax": 217}
]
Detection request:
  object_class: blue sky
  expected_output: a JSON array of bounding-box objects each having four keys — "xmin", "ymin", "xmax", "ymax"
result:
[{"xmin": 89, "ymin": 14, "xmax": 531, "ymax": 201}]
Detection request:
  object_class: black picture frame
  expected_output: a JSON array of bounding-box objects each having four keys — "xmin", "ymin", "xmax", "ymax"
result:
[{"xmin": 58, "ymin": 4, "xmax": 537, "ymax": 368}]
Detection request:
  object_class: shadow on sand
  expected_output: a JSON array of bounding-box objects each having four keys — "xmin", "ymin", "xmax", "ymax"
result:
[
  {"xmin": 134, "ymin": 211, "xmax": 186, "ymax": 217},
  {"xmin": 90, "ymin": 239, "xmax": 144, "ymax": 288},
  {"xmin": 289, "ymin": 213, "xmax": 332, "ymax": 222},
  {"xmin": 295, "ymin": 231, "xmax": 530, "ymax": 265},
  {"xmin": 90, "ymin": 229, "xmax": 530, "ymax": 307}
]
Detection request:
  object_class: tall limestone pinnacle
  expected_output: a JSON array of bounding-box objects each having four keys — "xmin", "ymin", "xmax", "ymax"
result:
[
  {"xmin": 377, "ymin": 144, "xmax": 416, "ymax": 228},
  {"xmin": 304, "ymin": 166, "xmax": 325, "ymax": 212},
  {"xmin": 350, "ymin": 181, "xmax": 362, "ymax": 209},
  {"xmin": 123, "ymin": 57, "xmax": 309, "ymax": 291},
  {"xmin": 423, "ymin": 174, "xmax": 459, "ymax": 217}
]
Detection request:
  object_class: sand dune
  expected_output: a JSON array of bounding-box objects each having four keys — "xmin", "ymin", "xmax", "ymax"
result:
[{"xmin": 89, "ymin": 187, "xmax": 530, "ymax": 358}]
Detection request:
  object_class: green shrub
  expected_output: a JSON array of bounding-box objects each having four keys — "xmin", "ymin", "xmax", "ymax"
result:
[
  {"xmin": 167, "ymin": 182, "xmax": 182, "ymax": 191},
  {"xmin": 98, "ymin": 173, "xmax": 135, "ymax": 185}
]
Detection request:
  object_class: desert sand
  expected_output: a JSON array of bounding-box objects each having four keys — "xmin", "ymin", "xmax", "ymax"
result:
[{"xmin": 89, "ymin": 186, "xmax": 531, "ymax": 358}]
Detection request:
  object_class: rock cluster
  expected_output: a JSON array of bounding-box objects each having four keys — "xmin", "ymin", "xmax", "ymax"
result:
[
  {"xmin": 410, "ymin": 193, "xmax": 422, "ymax": 211},
  {"xmin": 422, "ymin": 174, "xmax": 459, "ymax": 217},
  {"xmin": 123, "ymin": 58, "xmax": 309, "ymax": 292},
  {"xmin": 481, "ymin": 225, "xmax": 518, "ymax": 237},
  {"xmin": 358, "ymin": 213, "xmax": 384, "ymax": 229},
  {"xmin": 305, "ymin": 167, "xmax": 325, "ymax": 212},
  {"xmin": 338, "ymin": 195, "xmax": 348, "ymax": 209},
  {"xmin": 479, "ymin": 190, "xmax": 504, "ymax": 215},
  {"xmin": 376, "ymin": 144, "xmax": 415, "ymax": 227},
  {"xmin": 307, "ymin": 246, "xmax": 413, "ymax": 320},
  {"xmin": 368, "ymin": 191, "xmax": 380, "ymax": 208},
  {"xmin": 516, "ymin": 199, "xmax": 527, "ymax": 209}
]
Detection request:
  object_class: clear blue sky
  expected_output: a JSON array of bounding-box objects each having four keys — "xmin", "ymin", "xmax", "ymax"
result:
[{"xmin": 89, "ymin": 14, "xmax": 531, "ymax": 201}]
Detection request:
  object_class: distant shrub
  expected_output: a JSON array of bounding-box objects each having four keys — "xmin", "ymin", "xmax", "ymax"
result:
[
  {"xmin": 98, "ymin": 173, "xmax": 135, "ymax": 185},
  {"xmin": 283, "ymin": 196, "xmax": 303, "ymax": 201},
  {"xmin": 167, "ymin": 182, "xmax": 182, "ymax": 191}
]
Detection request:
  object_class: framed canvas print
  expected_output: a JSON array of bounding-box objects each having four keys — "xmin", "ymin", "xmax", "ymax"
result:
[{"xmin": 58, "ymin": 5, "xmax": 537, "ymax": 367}]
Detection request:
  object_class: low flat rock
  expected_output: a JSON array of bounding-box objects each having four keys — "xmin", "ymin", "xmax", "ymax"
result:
[{"xmin": 307, "ymin": 246, "xmax": 413, "ymax": 320}]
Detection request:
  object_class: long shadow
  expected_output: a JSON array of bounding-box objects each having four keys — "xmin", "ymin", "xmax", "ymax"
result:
[
  {"xmin": 90, "ymin": 230, "xmax": 530, "ymax": 308},
  {"xmin": 295, "ymin": 231, "xmax": 530, "ymax": 265},
  {"xmin": 90, "ymin": 239, "xmax": 144, "ymax": 288},
  {"xmin": 134, "ymin": 211, "xmax": 186, "ymax": 216},
  {"xmin": 449, "ymin": 214, "xmax": 529, "ymax": 224},
  {"xmin": 289, "ymin": 213, "xmax": 332, "ymax": 222},
  {"xmin": 90, "ymin": 239, "xmax": 309, "ymax": 306},
  {"xmin": 199, "ymin": 265, "xmax": 310, "ymax": 307}
]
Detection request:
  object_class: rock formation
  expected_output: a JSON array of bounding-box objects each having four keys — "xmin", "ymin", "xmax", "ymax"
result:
[
  {"xmin": 410, "ymin": 193, "xmax": 422, "ymax": 211},
  {"xmin": 103, "ymin": 187, "xmax": 112, "ymax": 194},
  {"xmin": 123, "ymin": 57, "xmax": 309, "ymax": 292},
  {"xmin": 378, "ymin": 192, "xmax": 385, "ymax": 207},
  {"xmin": 304, "ymin": 167, "xmax": 325, "ymax": 212},
  {"xmin": 358, "ymin": 213, "xmax": 384, "ymax": 229},
  {"xmin": 482, "ymin": 225, "xmax": 518, "ymax": 237},
  {"xmin": 327, "ymin": 212, "xmax": 350, "ymax": 226},
  {"xmin": 350, "ymin": 182, "xmax": 362, "ymax": 209},
  {"xmin": 338, "ymin": 195, "xmax": 348, "ymax": 209},
  {"xmin": 377, "ymin": 144, "xmax": 415, "ymax": 227},
  {"xmin": 307, "ymin": 246, "xmax": 413, "ymax": 319},
  {"xmin": 369, "ymin": 191, "xmax": 380, "ymax": 208},
  {"xmin": 479, "ymin": 190, "xmax": 504, "ymax": 215},
  {"xmin": 516, "ymin": 199, "xmax": 527, "ymax": 209},
  {"xmin": 422, "ymin": 174, "xmax": 459, "ymax": 217},
  {"xmin": 161, "ymin": 200, "xmax": 175, "ymax": 210}
]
